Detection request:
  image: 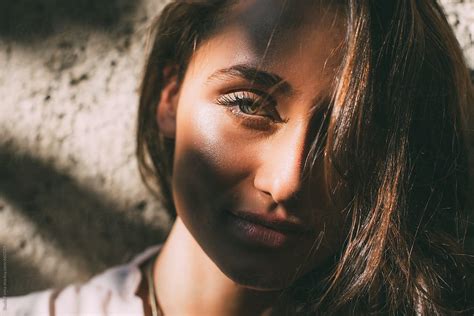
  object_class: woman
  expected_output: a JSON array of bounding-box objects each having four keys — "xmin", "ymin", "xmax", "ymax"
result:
[{"xmin": 8, "ymin": 0, "xmax": 473, "ymax": 315}]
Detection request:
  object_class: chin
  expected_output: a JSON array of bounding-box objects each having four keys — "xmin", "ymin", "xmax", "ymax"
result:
[
  {"xmin": 229, "ymin": 274, "xmax": 288, "ymax": 291},
  {"xmin": 217, "ymin": 261, "xmax": 301, "ymax": 291}
]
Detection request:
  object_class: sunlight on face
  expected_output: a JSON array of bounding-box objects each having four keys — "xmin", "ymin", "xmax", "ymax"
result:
[{"xmin": 170, "ymin": 0, "xmax": 346, "ymax": 289}]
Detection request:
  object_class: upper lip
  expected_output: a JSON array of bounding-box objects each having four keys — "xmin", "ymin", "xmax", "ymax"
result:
[{"xmin": 227, "ymin": 209, "xmax": 311, "ymax": 234}]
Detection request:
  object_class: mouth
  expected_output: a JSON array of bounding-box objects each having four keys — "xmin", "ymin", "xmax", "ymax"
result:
[{"xmin": 224, "ymin": 209, "xmax": 311, "ymax": 248}]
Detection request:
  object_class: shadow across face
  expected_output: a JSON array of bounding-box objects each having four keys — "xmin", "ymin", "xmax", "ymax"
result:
[
  {"xmin": 167, "ymin": 0, "xmax": 346, "ymax": 290},
  {"xmin": 223, "ymin": 0, "xmax": 344, "ymax": 62}
]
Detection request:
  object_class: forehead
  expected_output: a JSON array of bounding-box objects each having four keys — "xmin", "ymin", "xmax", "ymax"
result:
[
  {"xmin": 219, "ymin": 0, "xmax": 346, "ymax": 56},
  {"xmin": 188, "ymin": 0, "xmax": 346, "ymax": 95}
]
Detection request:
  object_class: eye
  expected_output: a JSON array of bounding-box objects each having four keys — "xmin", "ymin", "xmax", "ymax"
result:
[{"xmin": 215, "ymin": 91, "xmax": 282, "ymax": 122}]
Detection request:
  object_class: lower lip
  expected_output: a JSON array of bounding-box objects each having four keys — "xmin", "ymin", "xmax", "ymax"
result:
[{"xmin": 224, "ymin": 211, "xmax": 295, "ymax": 248}]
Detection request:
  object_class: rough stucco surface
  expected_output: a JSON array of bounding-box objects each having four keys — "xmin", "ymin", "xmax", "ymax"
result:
[
  {"xmin": 0, "ymin": 0, "xmax": 172, "ymax": 296},
  {"xmin": 0, "ymin": 0, "xmax": 473, "ymax": 296}
]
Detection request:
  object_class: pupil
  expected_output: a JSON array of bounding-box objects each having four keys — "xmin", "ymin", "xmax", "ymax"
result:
[{"xmin": 240, "ymin": 100, "xmax": 259, "ymax": 114}]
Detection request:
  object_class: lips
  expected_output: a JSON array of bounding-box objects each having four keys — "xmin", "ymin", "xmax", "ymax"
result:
[
  {"xmin": 224, "ymin": 209, "xmax": 311, "ymax": 248},
  {"xmin": 228, "ymin": 209, "xmax": 310, "ymax": 233}
]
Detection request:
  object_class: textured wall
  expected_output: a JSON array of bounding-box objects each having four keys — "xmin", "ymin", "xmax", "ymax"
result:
[
  {"xmin": 0, "ymin": 0, "xmax": 172, "ymax": 296},
  {"xmin": 0, "ymin": 0, "xmax": 473, "ymax": 296}
]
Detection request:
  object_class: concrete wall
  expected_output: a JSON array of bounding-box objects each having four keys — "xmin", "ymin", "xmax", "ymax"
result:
[{"xmin": 0, "ymin": 0, "xmax": 473, "ymax": 296}]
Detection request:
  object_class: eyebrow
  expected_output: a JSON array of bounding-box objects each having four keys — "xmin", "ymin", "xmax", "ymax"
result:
[{"xmin": 206, "ymin": 64, "xmax": 294, "ymax": 96}]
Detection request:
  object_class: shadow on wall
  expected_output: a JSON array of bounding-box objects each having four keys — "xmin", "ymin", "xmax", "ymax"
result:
[
  {"xmin": 0, "ymin": 0, "xmax": 141, "ymax": 40},
  {"xmin": 0, "ymin": 143, "xmax": 167, "ymax": 295},
  {"xmin": 5, "ymin": 255, "xmax": 53, "ymax": 297}
]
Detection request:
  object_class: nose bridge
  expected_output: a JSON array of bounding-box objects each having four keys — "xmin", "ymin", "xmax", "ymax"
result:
[{"xmin": 254, "ymin": 122, "xmax": 308, "ymax": 204}]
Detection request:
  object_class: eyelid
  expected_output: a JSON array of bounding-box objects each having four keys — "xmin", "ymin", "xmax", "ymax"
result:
[
  {"xmin": 224, "ymin": 88, "xmax": 272, "ymax": 100},
  {"xmin": 206, "ymin": 64, "xmax": 294, "ymax": 98}
]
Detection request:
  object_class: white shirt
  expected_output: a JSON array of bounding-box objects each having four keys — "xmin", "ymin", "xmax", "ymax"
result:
[{"xmin": 5, "ymin": 245, "xmax": 161, "ymax": 316}]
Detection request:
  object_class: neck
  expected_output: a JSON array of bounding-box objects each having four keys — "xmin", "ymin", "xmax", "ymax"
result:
[{"xmin": 153, "ymin": 218, "xmax": 279, "ymax": 316}]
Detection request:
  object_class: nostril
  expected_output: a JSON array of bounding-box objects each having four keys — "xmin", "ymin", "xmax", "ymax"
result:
[{"xmin": 253, "ymin": 146, "xmax": 306, "ymax": 205}]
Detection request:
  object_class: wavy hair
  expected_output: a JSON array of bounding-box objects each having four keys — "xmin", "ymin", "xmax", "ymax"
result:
[{"xmin": 136, "ymin": 1, "xmax": 473, "ymax": 314}]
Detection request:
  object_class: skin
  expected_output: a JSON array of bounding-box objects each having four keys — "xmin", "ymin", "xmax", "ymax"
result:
[{"xmin": 152, "ymin": 1, "xmax": 346, "ymax": 315}]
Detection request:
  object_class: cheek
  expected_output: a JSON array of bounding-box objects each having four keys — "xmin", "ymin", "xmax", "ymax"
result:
[{"xmin": 171, "ymin": 101, "xmax": 256, "ymax": 215}]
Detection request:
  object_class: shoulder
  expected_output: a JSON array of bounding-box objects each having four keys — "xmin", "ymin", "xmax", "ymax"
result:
[{"xmin": 5, "ymin": 245, "xmax": 161, "ymax": 316}]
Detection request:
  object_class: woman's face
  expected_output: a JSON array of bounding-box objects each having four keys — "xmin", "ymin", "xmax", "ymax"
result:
[{"xmin": 160, "ymin": 0, "xmax": 346, "ymax": 290}]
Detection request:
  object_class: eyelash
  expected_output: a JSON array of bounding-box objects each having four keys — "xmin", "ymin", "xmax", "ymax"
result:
[{"xmin": 215, "ymin": 91, "xmax": 282, "ymax": 124}]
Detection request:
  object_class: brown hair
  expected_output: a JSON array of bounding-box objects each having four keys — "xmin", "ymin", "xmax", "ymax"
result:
[{"xmin": 137, "ymin": 1, "xmax": 473, "ymax": 314}]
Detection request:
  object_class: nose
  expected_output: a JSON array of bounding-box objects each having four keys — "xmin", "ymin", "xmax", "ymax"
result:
[{"xmin": 253, "ymin": 123, "xmax": 309, "ymax": 204}]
